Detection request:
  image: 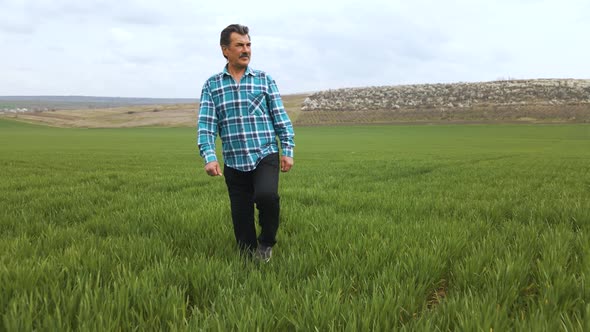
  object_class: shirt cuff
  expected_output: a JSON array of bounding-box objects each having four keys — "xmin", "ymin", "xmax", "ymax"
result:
[
  {"xmin": 204, "ymin": 153, "xmax": 218, "ymax": 164},
  {"xmin": 282, "ymin": 147, "xmax": 294, "ymax": 158}
]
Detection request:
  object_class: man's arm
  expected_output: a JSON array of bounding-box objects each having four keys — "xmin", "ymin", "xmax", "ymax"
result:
[
  {"xmin": 197, "ymin": 82, "xmax": 222, "ymax": 176},
  {"xmin": 266, "ymin": 76, "xmax": 295, "ymax": 172}
]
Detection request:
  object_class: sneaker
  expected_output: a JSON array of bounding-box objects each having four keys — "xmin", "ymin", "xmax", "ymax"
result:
[{"xmin": 255, "ymin": 245, "xmax": 272, "ymax": 263}]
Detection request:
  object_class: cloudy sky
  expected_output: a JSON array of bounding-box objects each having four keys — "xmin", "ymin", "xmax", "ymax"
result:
[{"xmin": 1, "ymin": 0, "xmax": 588, "ymax": 98}]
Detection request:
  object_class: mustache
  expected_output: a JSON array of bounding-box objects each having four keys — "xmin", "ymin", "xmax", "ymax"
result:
[{"xmin": 240, "ymin": 53, "xmax": 250, "ymax": 58}]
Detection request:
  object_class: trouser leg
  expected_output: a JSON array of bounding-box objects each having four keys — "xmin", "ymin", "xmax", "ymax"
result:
[
  {"xmin": 253, "ymin": 153, "xmax": 280, "ymax": 247},
  {"xmin": 224, "ymin": 165, "xmax": 257, "ymax": 253}
]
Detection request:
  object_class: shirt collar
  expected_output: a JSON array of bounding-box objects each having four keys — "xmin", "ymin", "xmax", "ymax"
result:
[{"xmin": 222, "ymin": 65, "xmax": 255, "ymax": 77}]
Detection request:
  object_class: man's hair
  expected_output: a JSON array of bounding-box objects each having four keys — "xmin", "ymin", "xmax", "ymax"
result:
[{"xmin": 220, "ymin": 24, "xmax": 250, "ymax": 48}]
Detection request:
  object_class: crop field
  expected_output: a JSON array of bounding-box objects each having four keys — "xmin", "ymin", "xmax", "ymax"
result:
[{"xmin": 0, "ymin": 118, "xmax": 589, "ymax": 330}]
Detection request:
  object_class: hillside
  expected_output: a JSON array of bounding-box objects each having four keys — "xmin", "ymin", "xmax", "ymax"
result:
[
  {"xmin": 2, "ymin": 79, "xmax": 590, "ymax": 127},
  {"xmin": 296, "ymin": 79, "xmax": 590, "ymax": 125}
]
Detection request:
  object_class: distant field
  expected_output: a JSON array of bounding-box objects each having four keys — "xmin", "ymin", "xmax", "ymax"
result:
[
  {"xmin": 1, "ymin": 119, "xmax": 589, "ymax": 330},
  {"xmin": 3, "ymin": 103, "xmax": 199, "ymax": 128},
  {"xmin": 0, "ymin": 94, "xmax": 308, "ymax": 128},
  {"xmin": 0, "ymin": 96, "xmax": 196, "ymax": 110}
]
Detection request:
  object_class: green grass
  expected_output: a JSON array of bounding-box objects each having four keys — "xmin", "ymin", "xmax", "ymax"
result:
[{"xmin": 1, "ymin": 118, "xmax": 589, "ymax": 331}]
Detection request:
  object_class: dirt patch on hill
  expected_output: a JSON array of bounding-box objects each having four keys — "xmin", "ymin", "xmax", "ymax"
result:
[{"xmin": 294, "ymin": 103, "xmax": 590, "ymax": 125}]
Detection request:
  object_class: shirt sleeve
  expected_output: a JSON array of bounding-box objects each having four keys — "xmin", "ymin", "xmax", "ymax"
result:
[
  {"xmin": 197, "ymin": 81, "xmax": 218, "ymax": 164},
  {"xmin": 266, "ymin": 76, "xmax": 295, "ymax": 158}
]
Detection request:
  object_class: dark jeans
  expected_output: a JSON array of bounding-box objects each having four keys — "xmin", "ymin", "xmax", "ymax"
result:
[{"xmin": 224, "ymin": 153, "xmax": 280, "ymax": 253}]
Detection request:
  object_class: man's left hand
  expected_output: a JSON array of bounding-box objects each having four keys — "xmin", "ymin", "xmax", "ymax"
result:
[{"xmin": 280, "ymin": 156, "xmax": 294, "ymax": 172}]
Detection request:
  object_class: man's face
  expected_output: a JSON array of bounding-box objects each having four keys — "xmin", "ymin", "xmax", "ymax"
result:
[{"xmin": 222, "ymin": 32, "xmax": 251, "ymax": 69}]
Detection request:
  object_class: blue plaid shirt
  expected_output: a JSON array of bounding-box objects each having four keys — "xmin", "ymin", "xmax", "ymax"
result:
[{"xmin": 198, "ymin": 66, "xmax": 295, "ymax": 171}]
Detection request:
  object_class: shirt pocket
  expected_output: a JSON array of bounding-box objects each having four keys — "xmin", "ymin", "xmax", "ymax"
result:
[{"xmin": 248, "ymin": 92, "xmax": 267, "ymax": 117}]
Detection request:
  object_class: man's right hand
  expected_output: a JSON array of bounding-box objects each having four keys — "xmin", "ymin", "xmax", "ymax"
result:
[{"xmin": 204, "ymin": 161, "xmax": 223, "ymax": 177}]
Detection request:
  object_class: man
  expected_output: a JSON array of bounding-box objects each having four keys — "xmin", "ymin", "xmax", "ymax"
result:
[{"xmin": 197, "ymin": 24, "xmax": 295, "ymax": 262}]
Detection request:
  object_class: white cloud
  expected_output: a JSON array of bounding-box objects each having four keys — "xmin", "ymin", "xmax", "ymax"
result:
[{"xmin": 0, "ymin": 0, "xmax": 589, "ymax": 97}]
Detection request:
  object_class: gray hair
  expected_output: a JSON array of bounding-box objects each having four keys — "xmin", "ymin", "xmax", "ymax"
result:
[{"xmin": 220, "ymin": 24, "xmax": 250, "ymax": 48}]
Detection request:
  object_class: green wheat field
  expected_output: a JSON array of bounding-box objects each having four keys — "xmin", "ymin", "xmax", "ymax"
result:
[{"xmin": 1, "ymin": 118, "xmax": 589, "ymax": 331}]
